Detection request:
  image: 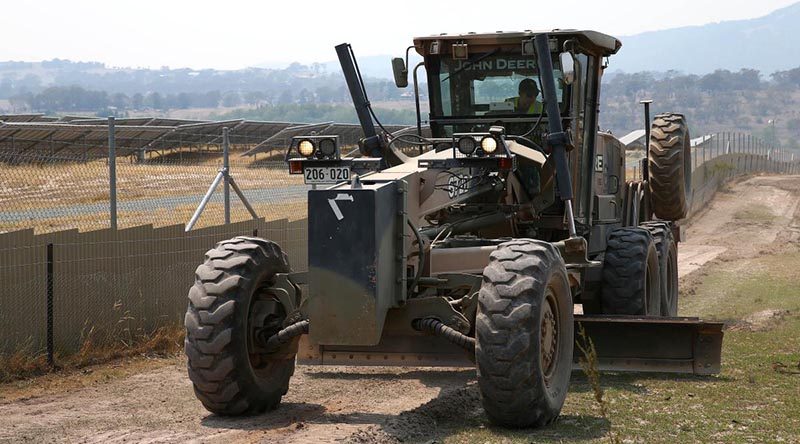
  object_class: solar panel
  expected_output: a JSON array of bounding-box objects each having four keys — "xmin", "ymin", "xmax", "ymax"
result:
[
  {"xmin": 0, "ymin": 122, "xmax": 174, "ymax": 158},
  {"xmin": 244, "ymin": 122, "xmax": 335, "ymax": 156},
  {"xmin": 227, "ymin": 121, "xmax": 295, "ymax": 146},
  {"xmin": 67, "ymin": 117, "xmax": 156, "ymax": 126},
  {"xmin": 0, "ymin": 114, "xmax": 53, "ymax": 123},
  {"xmin": 0, "ymin": 115, "xmax": 418, "ymax": 160}
]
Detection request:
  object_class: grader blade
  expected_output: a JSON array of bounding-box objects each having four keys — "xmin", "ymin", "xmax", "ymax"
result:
[{"xmin": 573, "ymin": 315, "xmax": 723, "ymax": 375}]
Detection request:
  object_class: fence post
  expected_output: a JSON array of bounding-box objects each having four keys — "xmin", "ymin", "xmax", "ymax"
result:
[
  {"xmin": 46, "ymin": 243, "xmax": 54, "ymax": 368},
  {"xmin": 223, "ymin": 127, "xmax": 231, "ymax": 225},
  {"xmin": 108, "ymin": 116, "xmax": 117, "ymax": 230},
  {"xmin": 758, "ymin": 139, "xmax": 762, "ymax": 171}
]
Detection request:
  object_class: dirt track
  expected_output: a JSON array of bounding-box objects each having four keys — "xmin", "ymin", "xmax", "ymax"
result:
[{"xmin": 1, "ymin": 175, "xmax": 799, "ymax": 444}]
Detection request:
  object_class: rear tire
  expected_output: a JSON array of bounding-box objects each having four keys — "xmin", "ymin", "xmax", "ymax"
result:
[
  {"xmin": 601, "ymin": 228, "xmax": 661, "ymax": 315},
  {"xmin": 648, "ymin": 113, "xmax": 692, "ymax": 221},
  {"xmin": 641, "ymin": 222, "xmax": 678, "ymax": 316},
  {"xmin": 185, "ymin": 236, "xmax": 298, "ymax": 416},
  {"xmin": 476, "ymin": 239, "xmax": 573, "ymax": 428}
]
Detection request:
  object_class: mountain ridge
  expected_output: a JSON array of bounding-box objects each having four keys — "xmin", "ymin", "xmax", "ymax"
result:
[
  {"xmin": 609, "ymin": 2, "xmax": 800, "ymax": 74},
  {"xmin": 299, "ymin": 2, "xmax": 800, "ymax": 78}
]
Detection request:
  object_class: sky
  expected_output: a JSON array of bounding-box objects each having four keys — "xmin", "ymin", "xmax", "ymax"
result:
[{"xmin": 1, "ymin": 0, "xmax": 797, "ymax": 70}]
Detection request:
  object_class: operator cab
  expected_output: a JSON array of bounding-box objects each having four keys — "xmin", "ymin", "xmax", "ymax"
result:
[{"xmin": 404, "ymin": 30, "xmax": 620, "ymax": 145}]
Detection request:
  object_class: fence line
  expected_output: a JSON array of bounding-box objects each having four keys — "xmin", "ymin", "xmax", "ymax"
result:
[
  {"xmin": 0, "ymin": 217, "xmax": 308, "ymax": 359},
  {"xmin": 0, "ymin": 127, "xmax": 798, "ymax": 366}
]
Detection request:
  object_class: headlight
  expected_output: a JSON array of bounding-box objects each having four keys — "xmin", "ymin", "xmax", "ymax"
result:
[
  {"xmin": 298, "ymin": 139, "xmax": 315, "ymax": 157},
  {"xmin": 457, "ymin": 136, "xmax": 477, "ymax": 155},
  {"xmin": 318, "ymin": 138, "xmax": 337, "ymax": 157},
  {"xmin": 480, "ymin": 136, "xmax": 498, "ymax": 154}
]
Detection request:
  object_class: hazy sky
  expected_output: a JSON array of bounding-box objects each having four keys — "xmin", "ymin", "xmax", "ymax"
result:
[{"xmin": 1, "ymin": 0, "xmax": 797, "ymax": 70}]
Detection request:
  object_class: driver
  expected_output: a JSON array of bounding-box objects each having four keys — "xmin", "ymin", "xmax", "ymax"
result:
[{"xmin": 508, "ymin": 78, "xmax": 543, "ymax": 114}]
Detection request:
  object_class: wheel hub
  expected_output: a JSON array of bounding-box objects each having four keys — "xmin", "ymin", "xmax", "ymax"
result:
[
  {"xmin": 248, "ymin": 289, "xmax": 286, "ymax": 370},
  {"xmin": 540, "ymin": 289, "xmax": 559, "ymax": 381}
]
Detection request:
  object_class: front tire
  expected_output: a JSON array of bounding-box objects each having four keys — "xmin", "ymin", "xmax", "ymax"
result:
[
  {"xmin": 185, "ymin": 236, "xmax": 298, "ymax": 416},
  {"xmin": 476, "ymin": 239, "xmax": 573, "ymax": 428}
]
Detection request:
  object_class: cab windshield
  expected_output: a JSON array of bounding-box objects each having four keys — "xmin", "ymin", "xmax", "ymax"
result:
[
  {"xmin": 427, "ymin": 52, "xmax": 566, "ymax": 136},
  {"xmin": 432, "ymin": 53, "xmax": 565, "ymax": 117}
]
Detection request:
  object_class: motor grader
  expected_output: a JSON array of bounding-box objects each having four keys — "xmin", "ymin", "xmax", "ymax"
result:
[{"xmin": 184, "ymin": 30, "xmax": 723, "ymax": 428}]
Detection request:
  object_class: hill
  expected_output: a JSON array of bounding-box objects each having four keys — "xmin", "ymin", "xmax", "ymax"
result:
[{"xmin": 610, "ymin": 2, "xmax": 800, "ymax": 74}]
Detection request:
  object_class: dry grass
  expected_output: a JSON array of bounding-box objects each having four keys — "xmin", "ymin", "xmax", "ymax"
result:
[
  {"xmin": 0, "ymin": 153, "xmax": 301, "ymax": 212},
  {"xmin": 0, "ymin": 354, "xmax": 176, "ymax": 405},
  {"xmin": 732, "ymin": 203, "xmax": 776, "ymax": 223},
  {"xmin": 0, "ymin": 152, "xmax": 308, "ymax": 233},
  {"xmin": 0, "ymin": 323, "xmax": 184, "ymax": 384},
  {"xmin": 576, "ymin": 323, "xmax": 620, "ymax": 444}
]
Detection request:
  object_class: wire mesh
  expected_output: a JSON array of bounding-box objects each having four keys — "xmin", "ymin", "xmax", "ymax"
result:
[{"xmin": 0, "ymin": 135, "xmax": 309, "ymax": 234}]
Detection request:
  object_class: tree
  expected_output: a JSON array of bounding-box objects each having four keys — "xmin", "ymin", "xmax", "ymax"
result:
[
  {"xmin": 131, "ymin": 93, "xmax": 144, "ymax": 110},
  {"xmin": 771, "ymin": 67, "xmax": 800, "ymax": 88},
  {"xmin": 221, "ymin": 92, "xmax": 242, "ymax": 107},
  {"xmin": 146, "ymin": 92, "xmax": 164, "ymax": 110},
  {"xmin": 176, "ymin": 92, "xmax": 192, "ymax": 109}
]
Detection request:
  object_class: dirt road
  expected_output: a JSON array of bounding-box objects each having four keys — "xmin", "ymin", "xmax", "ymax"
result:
[{"xmin": 1, "ymin": 175, "xmax": 799, "ymax": 444}]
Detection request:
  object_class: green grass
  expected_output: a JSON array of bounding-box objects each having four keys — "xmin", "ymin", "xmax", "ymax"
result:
[
  {"xmin": 731, "ymin": 203, "xmax": 777, "ymax": 224},
  {"xmin": 423, "ymin": 252, "xmax": 800, "ymax": 443}
]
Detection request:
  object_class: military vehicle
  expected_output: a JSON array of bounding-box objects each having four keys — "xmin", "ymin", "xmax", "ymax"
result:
[{"xmin": 184, "ymin": 30, "xmax": 723, "ymax": 427}]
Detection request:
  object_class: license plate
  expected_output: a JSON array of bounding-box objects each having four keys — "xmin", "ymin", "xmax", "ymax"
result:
[{"xmin": 303, "ymin": 166, "xmax": 351, "ymax": 184}]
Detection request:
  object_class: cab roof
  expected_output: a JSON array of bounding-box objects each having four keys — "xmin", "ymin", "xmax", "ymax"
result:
[{"xmin": 413, "ymin": 29, "xmax": 621, "ymax": 57}]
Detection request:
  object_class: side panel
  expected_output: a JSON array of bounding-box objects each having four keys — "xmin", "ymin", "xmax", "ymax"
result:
[
  {"xmin": 588, "ymin": 132, "xmax": 624, "ymax": 254},
  {"xmin": 306, "ymin": 182, "xmax": 402, "ymax": 346}
]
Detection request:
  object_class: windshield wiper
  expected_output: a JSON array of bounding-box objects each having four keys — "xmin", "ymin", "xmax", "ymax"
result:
[{"xmin": 441, "ymin": 49, "xmax": 500, "ymax": 82}]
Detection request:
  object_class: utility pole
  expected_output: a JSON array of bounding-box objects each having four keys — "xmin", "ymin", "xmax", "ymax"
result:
[{"xmin": 640, "ymin": 100, "xmax": 653, "ymax": 180}]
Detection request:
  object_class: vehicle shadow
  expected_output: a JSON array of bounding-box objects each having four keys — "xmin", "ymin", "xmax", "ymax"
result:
[
  {"xmin": 200, "ymin": 401, "xmax": 392, "ymax": 431},
  {"xmin": 200, "ymin": 367, "xmax": 475, "ymax": 432},
  {"xmin": 201, "ymin": 367, "xmax": 612, "ymax": 443},
  {"xmin": 345, "ymin": 381, "xmax": 611, "ymax": 443}
]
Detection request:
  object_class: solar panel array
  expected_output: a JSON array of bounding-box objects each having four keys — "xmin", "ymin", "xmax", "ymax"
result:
[{"xmin": 0, "ymin": 114, "xmax": 417, "ymax": 160}]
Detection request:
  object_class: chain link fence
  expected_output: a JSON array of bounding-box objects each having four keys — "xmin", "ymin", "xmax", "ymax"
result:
[
  {"xmin": 0, "ymin": 138, "xmax": 307, "ymax": 234},
  {"xmin": 626, "ymin": 131, "xmax": 798, "ymax": 180}
]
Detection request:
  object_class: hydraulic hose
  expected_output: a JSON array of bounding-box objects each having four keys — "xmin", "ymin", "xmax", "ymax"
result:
[
  {"xmin": 407, "ymin": 219, "xmax": 425, "ymax": 292},
  {"xmin": 260, "ymin": 319, "xmax": 310, "ymax": 352},
  {"xmin": 413, "ymin": 318, "xmax": 475, "ymax": 352}
]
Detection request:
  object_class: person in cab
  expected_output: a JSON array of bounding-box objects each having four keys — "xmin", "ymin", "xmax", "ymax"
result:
[{"xmin": 508, "ymin": 78, "xmax": 543, "ymax": 114}]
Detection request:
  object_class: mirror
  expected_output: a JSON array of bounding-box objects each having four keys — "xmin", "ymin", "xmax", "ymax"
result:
[
  {"xmin": 559, "ymin": 52, "xmax": 575, "ymax": 85},
  {"xmin": 392, "ymin": 57, "xmax": 408, "ymax": 88}
]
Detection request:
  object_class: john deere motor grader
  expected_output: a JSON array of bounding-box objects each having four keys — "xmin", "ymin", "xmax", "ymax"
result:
[{"xmin": 184, "ymin": 30, "xmax": 723, "ymax": 427}]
